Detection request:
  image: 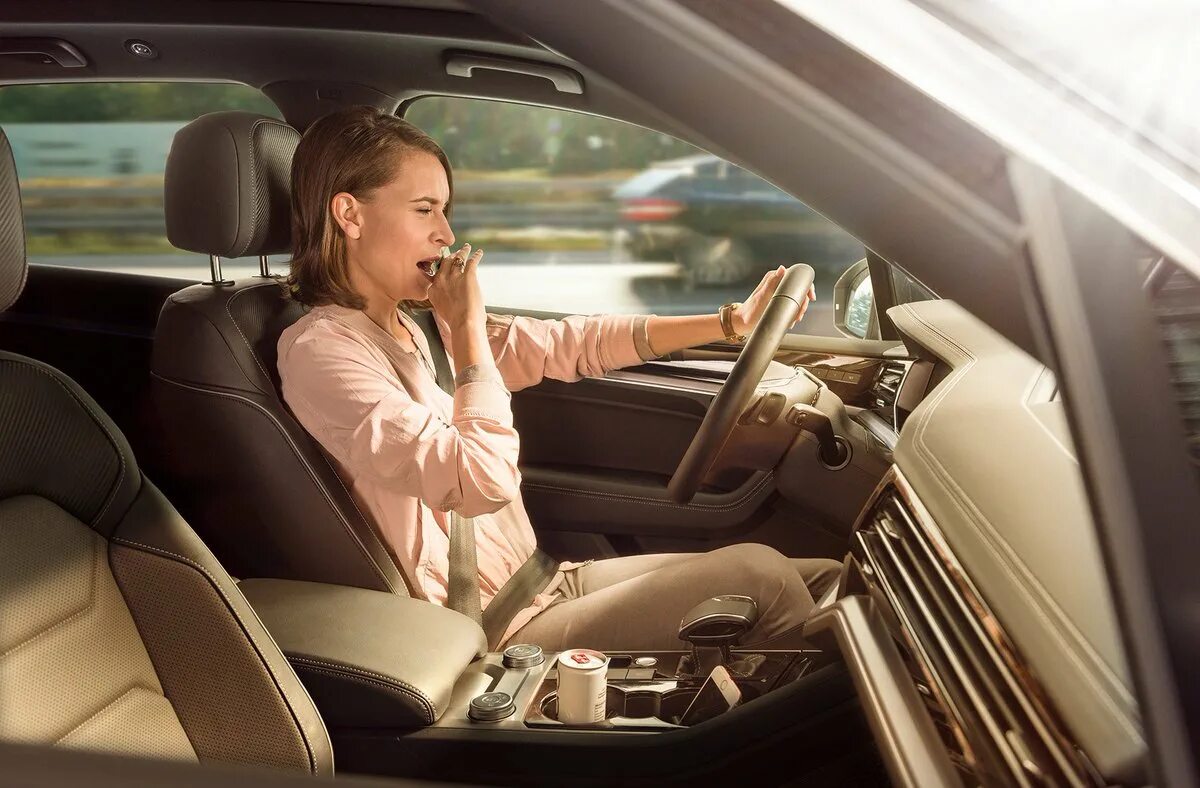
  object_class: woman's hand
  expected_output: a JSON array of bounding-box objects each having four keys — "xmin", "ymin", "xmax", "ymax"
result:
[
  {"xmin": 426, "ymin": 243, "xmax": 486, "ymax": 330},
  {"xmin": 733, "ymin": 265, "xmax": 815, "ymax": 335}
]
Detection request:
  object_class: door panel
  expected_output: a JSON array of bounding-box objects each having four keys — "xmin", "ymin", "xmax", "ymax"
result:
[{"xmin": 507, "ymin": 309, "xmax": 896, "ymax": 561}]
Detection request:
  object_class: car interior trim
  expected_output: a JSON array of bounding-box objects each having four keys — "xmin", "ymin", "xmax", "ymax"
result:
[
  {"xmin": 803, "ymin": 594, "xmax": 959, "ymax": 788},
  {"xmin": 888, "ymin": 299, "xmax": 1145, "ymax": 781},
  {"xmin": 854, "ymin": 468, "xmax": 1098, "ymax": 784},
  {"xmin": 898, "ymin": 304, "xmax": 1134, "ymax": 701},
  {"xmin": 521, "ymin": 468, "xmax": 774, "ymax": 512}
]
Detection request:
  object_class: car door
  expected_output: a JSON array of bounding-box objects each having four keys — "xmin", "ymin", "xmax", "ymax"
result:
[{"xmin": 405, "ymin": 96, "xmax": 931, "ymax": 562}]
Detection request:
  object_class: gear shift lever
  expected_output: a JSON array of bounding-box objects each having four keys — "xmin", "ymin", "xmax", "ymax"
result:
[{"xmin": 677, "ymin": 595, "xmax": 759, "ymax": 678}]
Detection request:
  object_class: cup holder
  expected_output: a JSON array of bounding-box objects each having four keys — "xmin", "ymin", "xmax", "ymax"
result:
[{"xmin": 540, "ymin": 683, "xmax": 761, "ymax": 727}]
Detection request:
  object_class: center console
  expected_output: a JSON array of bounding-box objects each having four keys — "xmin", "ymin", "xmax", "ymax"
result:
[
  {"xmin": 238, "ymin": 577, "xmax": 877, "ymax": 786},
  {"xmin": 438, "ymin": 646, "xmax": 816, "ymax": 732}
]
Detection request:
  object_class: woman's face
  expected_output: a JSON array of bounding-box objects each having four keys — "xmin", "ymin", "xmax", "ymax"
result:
[{"xmin": 338, "ymin": 151, "xmax": 455, "ymax": 306}]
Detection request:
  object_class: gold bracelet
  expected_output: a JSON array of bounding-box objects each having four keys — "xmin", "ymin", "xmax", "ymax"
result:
[{"xmin": 719, "ymin": 302, "xmax": 745, "ymax": 342}]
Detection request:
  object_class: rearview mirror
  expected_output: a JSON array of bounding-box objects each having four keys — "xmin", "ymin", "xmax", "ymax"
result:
[{"xmin": 833, "ymin": 258, "xmax": 874, "ymax": 339}]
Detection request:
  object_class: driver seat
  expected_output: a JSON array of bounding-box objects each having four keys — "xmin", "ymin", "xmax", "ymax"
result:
[{"xmin": 149, "ymin": 111, "xmax": 410, "ymax": 596}]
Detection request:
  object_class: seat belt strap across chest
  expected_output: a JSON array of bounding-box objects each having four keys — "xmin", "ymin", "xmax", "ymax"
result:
[
  {"xmin": 406, "ymin": 306, "xmax": 483, "ymax": 626},
  {"xmin": 408, "ymin": 306, "xmax": 558, "ymax": 644},
  {"xmin": 447, "ymin": 510, "xmax": 483, "ymax": 626}
]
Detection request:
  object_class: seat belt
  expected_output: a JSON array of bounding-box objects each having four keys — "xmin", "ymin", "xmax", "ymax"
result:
[
  {"xmin": 481, "ymin": 549, "xmax": 558, "ymax": 649},
  {"xmin": 406, "ymin": 305, "xmax": 559, "ymax": 645},
  {"xmin": 406, "ymin": 306, "xmax": 482, "ymax": 626},
  {"xmin": 447, "ymin": 511, "xmax": 482, "ymax": 626},
  {"xmin": 406, "ymin": 306, "xmax": 455, "ymax": 394}
]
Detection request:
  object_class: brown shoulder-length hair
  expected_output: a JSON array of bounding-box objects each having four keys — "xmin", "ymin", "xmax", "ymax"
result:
[{"xmin": 286, "ymin": 106, "xmax": 453, "ymax": 308}]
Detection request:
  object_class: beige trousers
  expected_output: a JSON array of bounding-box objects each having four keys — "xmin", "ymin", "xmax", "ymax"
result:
[{"xmin": 506, "ymin": 544, "xmax": 843, "ymax": 652}]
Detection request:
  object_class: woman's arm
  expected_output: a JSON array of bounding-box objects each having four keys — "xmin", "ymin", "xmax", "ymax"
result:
[
  {"xmin": 280, "ymin": 323, "xmax": 521, "ymax": 518},
  {"xmin": 645, "ymin": 266, "xmax": 814, "ymax": 356}
]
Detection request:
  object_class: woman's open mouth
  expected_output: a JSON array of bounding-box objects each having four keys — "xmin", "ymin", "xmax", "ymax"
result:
[{"xmin": 416, "ymin": 248, "xmax": 450, "ymax": 277}]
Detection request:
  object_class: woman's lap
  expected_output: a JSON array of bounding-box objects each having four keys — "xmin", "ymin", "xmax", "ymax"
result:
[{"xmin": 507, "ymin": 544, "xmax": 842, "ymax": 652}]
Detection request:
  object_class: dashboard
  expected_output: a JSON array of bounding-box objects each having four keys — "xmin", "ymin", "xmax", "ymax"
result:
[{"xmin": 815, "ymin": 300, "xmax": 1145, "ymax": 786}]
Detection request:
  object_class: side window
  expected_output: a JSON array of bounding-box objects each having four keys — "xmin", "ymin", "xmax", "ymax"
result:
[
  {"xmin": 405, "ymin": 97, "xmax": 865, "ymax": 337},
  {"xmin": 0, "ymin": 83, "xmax": 282, "ymax": 280}
]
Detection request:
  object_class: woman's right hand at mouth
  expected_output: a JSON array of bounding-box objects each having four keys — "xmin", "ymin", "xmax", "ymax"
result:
[{"xmin": 426, "ymin": 242, "xmax": 486, "ymax": 330}]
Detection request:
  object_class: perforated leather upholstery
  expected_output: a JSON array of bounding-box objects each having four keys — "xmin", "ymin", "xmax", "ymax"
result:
[
  {"xmin": 0, "ymin": 126, "xmax": 333, "ymax": 773},
  {"xmin": 151, "ymin": 112, "xmax": 409, "ymax": 594}
]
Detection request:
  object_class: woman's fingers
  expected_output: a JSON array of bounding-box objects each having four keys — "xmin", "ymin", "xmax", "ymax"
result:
[
  {"xmin": 465, "ymin": 245, "xmax": 484, "ymax": 271},
  {"xmin": 437, "ymin": 243, "xmax": 480, "ymax": 280}
]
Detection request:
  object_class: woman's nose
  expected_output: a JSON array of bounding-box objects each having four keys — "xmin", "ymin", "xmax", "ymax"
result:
[{"xmin": 435, "ymin": 214, "xmax": 455, "ymax": 248}]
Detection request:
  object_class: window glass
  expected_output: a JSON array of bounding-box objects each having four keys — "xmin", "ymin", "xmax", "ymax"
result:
[
  {"xmin": 405, "ymin": 97, "xmax": 865, "ymax": 337},
  {"xmin": 0, "ymin": 83, "xmax": 282, "ymax": 280}
]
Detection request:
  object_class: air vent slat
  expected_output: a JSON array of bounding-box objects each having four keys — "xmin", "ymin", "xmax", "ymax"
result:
[{"xmin": 854, "ymin": 483, "xmax": 1094, "ymax": 786}]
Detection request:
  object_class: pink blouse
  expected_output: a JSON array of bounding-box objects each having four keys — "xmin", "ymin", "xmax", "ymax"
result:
[{"xmin": 277, "ymin": 304, "xmax": 654, "ymax": 643}]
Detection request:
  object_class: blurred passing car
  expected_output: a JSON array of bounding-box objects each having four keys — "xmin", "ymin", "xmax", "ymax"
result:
[{"xmin": 614, "ymin": 154, "xmax": 862, "ymax": 285}]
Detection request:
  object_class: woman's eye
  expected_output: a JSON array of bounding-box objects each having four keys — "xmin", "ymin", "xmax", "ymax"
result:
[{"xmin": 417, "ymin": 207, "xmax": 433, "ymax": 215}]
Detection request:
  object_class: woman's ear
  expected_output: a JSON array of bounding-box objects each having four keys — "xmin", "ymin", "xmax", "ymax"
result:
[{"xmin": 330, "ymin": 192, "xmax": 363, "ymax": 240}]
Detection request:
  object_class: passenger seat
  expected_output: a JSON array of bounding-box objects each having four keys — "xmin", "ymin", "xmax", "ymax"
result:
[{"xmin": 0, "ymin": 125, "xmax": 333, "ymax": 773}]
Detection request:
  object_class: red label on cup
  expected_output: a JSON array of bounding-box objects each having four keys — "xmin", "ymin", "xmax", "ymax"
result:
[{"xmin": 570, "ymin": 653, "xmax": 591, "ymax": 665}]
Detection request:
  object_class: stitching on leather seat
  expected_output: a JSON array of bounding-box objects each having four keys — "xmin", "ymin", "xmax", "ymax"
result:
[
  {"xmin": 1, "ymin": 527, "xmax": 102, "ymax": 659},
  {"xmin": 151, "ymin": 372, "xmax": 399, "ymax": 593},
  {"xmin": 225, "ymin": 283, "xmax": 277, "ymax": 390},
  {"xmin": 111, "ymin": 536, "xmax": 325, "ymax": 773},
  {"xmin": 291, "ymin": 663, "xmax": 435, "ymax": 725},
  {"xmin": 54, "ymin": 681, "xmax": 165, "ymax": 743},
  {"xmin": 289, "ymin": 656, "xmax": 436, "ymax": 724},
  {"xmin": 521, "ymin": 470, "xmax": 773, "ymax": 511}
]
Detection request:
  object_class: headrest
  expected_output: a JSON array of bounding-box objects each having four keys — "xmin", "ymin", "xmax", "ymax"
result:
[
  {"xmin": 0, "ymin": 128, "xmax": 27, "ymax": 312},
  {"xmin": 164, "ymin": 111, "xmax": 300, "ymax": 259}
]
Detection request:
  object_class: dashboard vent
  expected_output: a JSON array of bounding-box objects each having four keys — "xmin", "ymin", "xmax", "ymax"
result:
[
  {"xmin": 853, "ymin": 485, "xmax": 1091, "ymax": 786},
  {"xmin": 1149, "ymin": 265, "xmax": 1200, "ymax": 475},
  {"xmin": 871, "ymin": 360, "xmax": 908, "ymax": 423}
]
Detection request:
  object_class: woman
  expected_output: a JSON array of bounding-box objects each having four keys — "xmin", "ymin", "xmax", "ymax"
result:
[{"xmin": 279, "ymin": 106, "xmax": 841, "ymax": 652}]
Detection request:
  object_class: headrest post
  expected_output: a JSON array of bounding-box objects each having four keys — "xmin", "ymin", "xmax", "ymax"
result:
[
  {"xmin": 205, "ymin": 254, "xmax": 234, "ymax": 287},
  {"xmin": 257, "ymin": 255, "xmax": 271, "ymax": 278}
]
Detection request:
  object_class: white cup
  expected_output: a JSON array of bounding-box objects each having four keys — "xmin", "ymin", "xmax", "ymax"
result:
[{"xmin": 556, "ymin": 648, "xmax": 609, "ymax": 724}]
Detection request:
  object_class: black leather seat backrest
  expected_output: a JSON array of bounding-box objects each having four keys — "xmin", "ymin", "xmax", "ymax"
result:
[
  {"xmin": 0, "ymin": 124, "xmax": 332, "ymax": 774},
  {"xmin": 150, "ymin": 112, "xmax": 408, "ymax": 594}
]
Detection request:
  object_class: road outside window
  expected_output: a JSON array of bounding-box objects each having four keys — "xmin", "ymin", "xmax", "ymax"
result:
[
  {"xmin": 0, "ymin": 83, "xmax": 284, "ymax": 281},
  {"xmin": 406, "ymin": 97, "xmax": 865, "ymax": 337}
]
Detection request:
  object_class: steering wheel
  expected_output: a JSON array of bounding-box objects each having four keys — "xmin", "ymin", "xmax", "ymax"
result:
[{"xmin": 667, "ymin": 264, "xmax": 816, "ymax": 504}]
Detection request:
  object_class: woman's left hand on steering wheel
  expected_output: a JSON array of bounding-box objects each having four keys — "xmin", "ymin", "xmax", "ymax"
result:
[{"xmin": 735, "ymin": 265, "xmax": 816, "ymax": 336}]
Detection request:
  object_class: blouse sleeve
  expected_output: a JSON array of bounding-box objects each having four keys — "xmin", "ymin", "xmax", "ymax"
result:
[
  {"xmin": 280, "ymin": 323, "xmax": 521, "ymax": 518},
  {"xmin": 436, "ymin": 312, "xmax": 657, "ymax": 393}
]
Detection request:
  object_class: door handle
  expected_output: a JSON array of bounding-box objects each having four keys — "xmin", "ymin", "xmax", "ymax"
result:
[{"xmin": 445, "ymin": 52, "xmax": 584, "ymax": 95}]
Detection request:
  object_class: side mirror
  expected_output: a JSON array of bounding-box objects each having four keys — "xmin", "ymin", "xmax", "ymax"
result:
[{"xmin": 833, "ymin": 258, "xmax": 876, "ymax": 339}]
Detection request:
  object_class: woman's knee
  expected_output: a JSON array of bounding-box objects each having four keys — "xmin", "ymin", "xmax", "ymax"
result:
[{"xmin": 706, "ymin": 543, "xmax": 804, "ymax": 603}]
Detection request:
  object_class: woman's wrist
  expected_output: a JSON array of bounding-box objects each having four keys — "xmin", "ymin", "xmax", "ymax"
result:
[
  {"xmin": 730, "ymin": 303, "xmax": 751, "ymax": 337},
  {"xmin": 449, "ymin": 319, "xmax": 491, "ymax": 372},
  {"xmin": 448, "ymin": 311, "xmax": 485, "ymax": 333}
]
